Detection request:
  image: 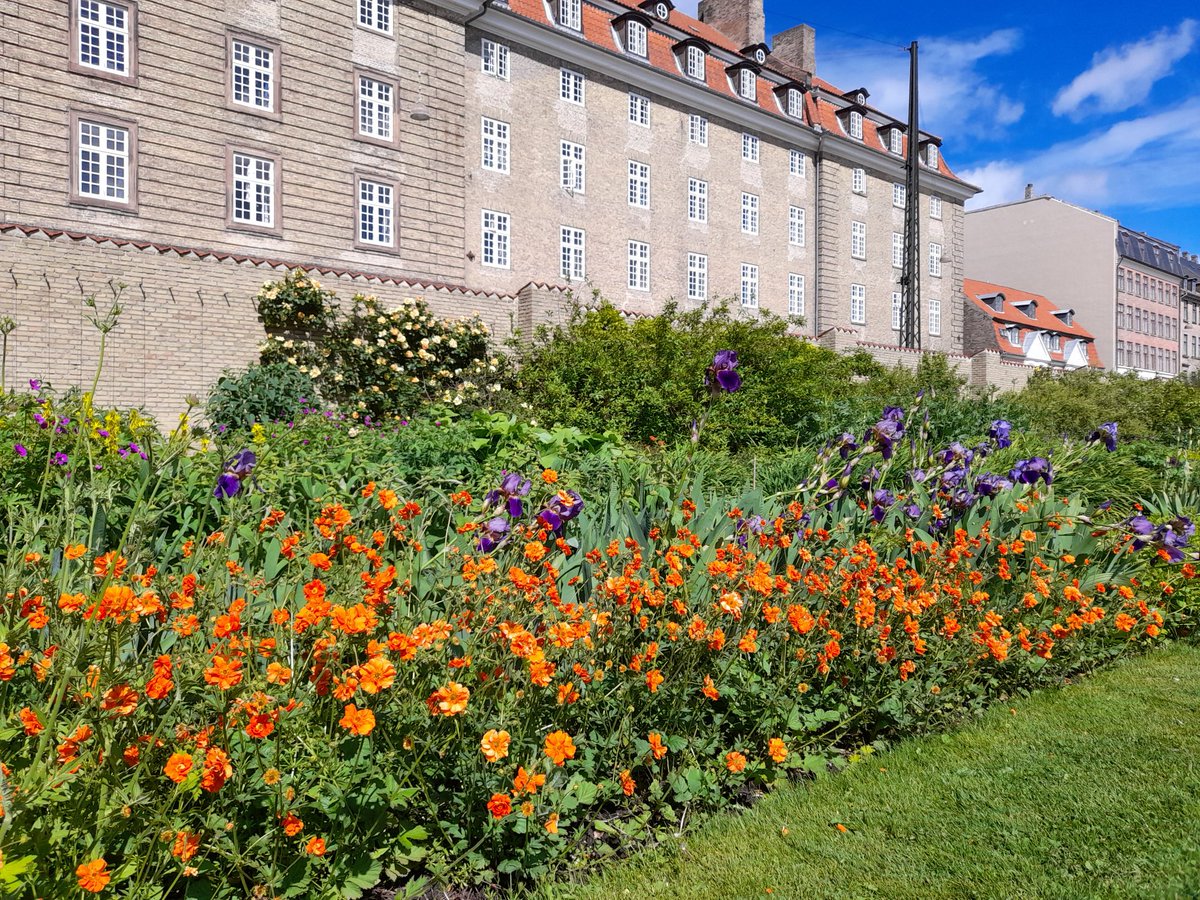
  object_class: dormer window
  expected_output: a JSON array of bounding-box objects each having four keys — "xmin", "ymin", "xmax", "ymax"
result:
[
  {"xmin": 557, "ymin": 0, "xmax": 581, "ymax": 30},
  {"xmin": 738, "ymin": 68, "xmax": 756, "ymax": 100},
  {"xmin": 686, "ymin": 44, "xmax": 705, "ymax": 79},
  {"xmin": 925, "ymin": 143, "xmax": 939, "ymax": 168},
  {"xmin": 1002, "ymin": 325, "xmax": 1020, "ymax": 345},
  {"xmin": 638, "ymin": 0, "xmax": 672, "ymax": 19},
  {"xmin": 848, "ymin": 110, "xmax": 863, "ymax": 140},
  {"xmin": 855, "ymin": 91, "xmax": 866, "ymax": 105},
  {"xmin": 1045, "ymin": 333, "xmax": 1061, "ymax": 353},
  {"xmin": 626, "ymin": 20, "xmax": 647, "ymax": 57},
  {"xmin": 889, "ymin": 128, "xmax": 903, "ymax": 154},
  {"xmin": 1013, "ymin": 300, "xmax": 1037, "ymax": 319},
  {"xmin": 1052, "ymin": 308, "xmax": 1074, "ymax": 327},
  {"xmin": 980, "ymin": 292, "xmax": 1005, "ymax": 312}
]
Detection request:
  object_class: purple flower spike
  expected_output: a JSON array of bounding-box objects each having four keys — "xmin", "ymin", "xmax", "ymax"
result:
[
  {"xmin": 1009, "ymin": 456, "xmax": 1052, "ymax": 486},
  {"xmin": 213, "ymin": 449, "xmax": 257, "ymax": 499},
  {"xmin": 14, "ymin": 443, "xmax": 27, "ymax": 458},
  {"xmin": 705, "ymin": 350, "xmax": 741, "ymax": 394},
  {"xmin": 1088, "ymin": 422, "xmax": 1118, "ymax": 453},
  {"xmin": 988, "ymin": 419, "xmax": 1012, "ymax": 449}
]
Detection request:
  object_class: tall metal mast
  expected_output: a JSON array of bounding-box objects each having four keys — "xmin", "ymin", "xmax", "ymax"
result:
[{"xmin": 899, "ymin": 41, "xmax": 921, "ymax": 349}]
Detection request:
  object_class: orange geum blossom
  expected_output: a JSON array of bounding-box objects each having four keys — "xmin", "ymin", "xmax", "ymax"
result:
[
  {"xmin": 263, "ymin": 768, "xmax": 282, "ymax": 786},
  {"xmin": 245, "ymin": 713, "xmax": 275, "ymax": 739},
  {"xmin": 487, "ymin": 793, "xmax": 513, "ymax": 819},
  {"xmin": 725, "ymin": 751, "xmax": 748, "ymax": 773},
  {"xmin": 76, "ymin": 858, "xmax": 111, "ymax": 893},
  {"xmin": 172, "ymin": 830, "xmax": 201, "ymax": 862},
  {"xmin": 64, "ymin": 543, "xmax": 88, "ymax": 561},
  {"xmin": 164, "ymin": 751, "xmax": 194, "ymax": 784},
  {"xmin": 282, "ymin": 812, "xmax": 304, "ymax": 835},
  {"xmin": 19, "ymin": 706, "xmax": 44, "ymax": 736},
  {"xmin": 356, "ymin": 656, "xmax": 396, "ymax": 694},
  {"xmin": 480, "ymin": 729, "xmax": 511, "ymax": 763},
  {"xmin": 266, "ymin": 662, "xmax": 292, "ymax": 685},
  {"xmin": 100, "ymin": 684, "xmax": 138, "ymax": 717},
  {"xmin": 309, "ymin": 552, "xmax": 332, "ymax": 571},
  {"xmin": 702, "ymin": 674, "xmax": 720, "ymax": 701},
  {"xmin": 1115, "ymin": 613, "xmax": 1137, "ymax": 632},
  {"xmin": 339, "ymin": 704, "xmax": 377, "ymax": 736},
  {"xmin": 203, "ymin": 655, "xmax": 243, "ymax": 691},
  {"xmin": 619, "ymin": 769, "xmax": 636, "ymax": 796},
  {"xmin": 542, "ymin": 468, "xmax": 559, "ymax": 483},
  {"xmin": 305, "ymin": 837, "xmax": 326, "ymax": 856},
  {"xmin": 513, "ymin": 767, "xmax": 546, "ymax": 795},
  {"xmin": 645, "ymin": 669, "xmax": 664, "ymax": 693},
  {"xmin": 768, "ymin": 738, "xmax": 788, "ymax": 764},
  {"xmin": 545, "ymin": 813, "xmax": 560, "ymax": 834},
  {"xmin": 544, "ymin": 730, "xmax": 576, "ymax": 766},
  {"xmin": 200, "ymin": 747, "xmax": 232, "ymax": 793},
  {"xmin": 331, "ymin": 602, "xmax": 378, "ymax": 635},
  {"xmin": 648, "ymin": 732, "xmax": 667, "ymax": 760},
  {"xmin": 145, "ymin": 654, "xmax": 174, "ymax": 700},
  {"xmin": 426, "ymin": 682, "xmax": 470, "ymax": 717}
]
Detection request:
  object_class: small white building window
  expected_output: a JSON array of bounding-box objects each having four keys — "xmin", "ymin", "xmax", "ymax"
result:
[
  {"xmin": 891, "ymin": 292, "xmax": 902, "ymax": 331},
  {"xmin": 786, "ymin": 88, "xmax": 803, "ymax": 118},
  {"xmin": 892, "ymin": 232, "xmax": 904, "ymax": 269},
  {"xmin": 742, "ymin": 133, "xmax": 759, "ymax": 162},
  {"xmin": 688, "ymin": 113, "xmax": 708, "ymax": 146},
  {"xmin": 929, "ymin": 242, "xmax": 943, "ymax": 277},
  {"xmin": 741, "ymin": 193, "xmax": 759, "ymax": 235},
  {"xmin": 357, "ymin": 179, "xmax": 394, "ymax": 247},
  {"xmin": 893, "ymin": 183, "xmax": 906, "ymax": 208},
  {"xmin": 930, "ymin": 195, "xmax": 943, "ymax": 219},
  {"xmin": 560, "ymin": 226, "xmax": 586, "ymax": 280},
  {"xmin": 1003, "ymin": 325, "xmax": 1020, "ymax": 344},
  {"xmin": 358, "ymin": 0, "xmax": 392, "ymax": 33},
  {"xmin": 688, "ymin": 252, "xmax": 707, "ymax": 301},
  {"xmin": 851, "ymin": 167, "xmax": 866, "ymax": 194},
  {"xmin": 559, "ymin": 0, "xmax": 582, "ymax": 30},
  {"xmin": 628, "ymin": 160, "xmax": 650, "ymax": 208},
  {"xmin": 889, "ymin": 128, "xmax": 903, "ymax": 154},
  {"xmin": 358, "ymin": 75, "xmax": 394, "ymax": 141},
  {"xmin": 851, "ymin": 221, "xmax": 866, "ymax": 259},
  {"xmin": 926, "ymin": 144, "xmax": 939, "ymax": 168},
  {"xmin": 629, "ymin": 92, "xmax": 650, "ymax": 126},
  {"xmin": 789, "ymin": 149, "xmax": 805, "ymax": 177},
  {"xmin": 686, "ymin": 44, "xmax": 706, "ymax": 79},
  {"xmin": 850, "ymin": 284, "xmax": 866, "ymax": 324},
  {"xmin": 231, "ymin": 38, "xmax": 275, "ymax": 111},
  {"xmin": 481, "ymin": 39, "xmax": 509, "ymax": 79},
  {"xmin": 76, "ymin": 118, "xmax": 132, "ymax": 205},
  {"xmin": 740, "ymin": 263, "xmax": 759, "ymax": 308},
  {"xmin": 848, "ymin": 110, "xmax": 863, "ymax": 140},
  {"xmin": 788, "ymin": 206, "xmax": 805, "ymax": 247},
  {"xmin": 480, "ymin": 117, "xmax": 509, "ymax": 173},
  {"xmin": 231, "ymin": 151, "xmax": 275, "ymax": 228},
  {"xmin": 76, "ymin": 0, "xmax": 131, "ymax": 76},
  {"xmin": 481, "ymin": 210, "xmax": 510, "ymax": 268},
  {"xmin": 560, "ymin": 68, "xmax": 585, "ymax": 104},
  {"xmin": 929, "ymin": 298, "xmax": 942, "ymax": 335},
  {"xmin": 626, "ymin": 20, "xmax": 648, "ymax": 57},
  {"xmin": 738, "ymin": 68, "xmax": 756, "ymax": 100},
  {"xmin": 560, "ymin": 141, "xmax": 585, "ymax": 193},
  {"xmin": 628, "ymin": 240, "xmax": 650, "ymax": 290},
  {"xmin": 688, "ymin": 178, "xmax": 707, "ymax": 223},
  {"xmin": 789, "ymin": 273, "xmax": 805, "ymax": 316}
]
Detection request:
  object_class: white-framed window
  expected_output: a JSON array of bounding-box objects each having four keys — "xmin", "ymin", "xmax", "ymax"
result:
[
  {"xmin": 741, "ymin": 193, "xmax": 759, "ymax": 235},
  {"xmin": 481, "ymin": 117, "xmax": 509, "ymax": 173},
  {"xmin": 738, "ymin": 68, "xmax": 756, "ymax": 100},
  {"xmin": 789, "ymin": 149, "xmax": 805, "ymax": 177},
  {"xmin": 358, "ymin": 0, "xmax": 391, "ymax": 33},
  {"xmin": 1045, "ymin": 331, "xmax": 1060, "ymax": 352},
  {"xmin": 786, "ymin": 88, "xmax": 803, "ymax": 118},
  {"xmin": 481, "ymin": 210, "xmax": 510, "ymax": 268},
  {"xmin": 688, "ymin": 113, "xmax": 708, "ymax": 146},
  {"xmin": 929, "ymin": 242, "xmax": 943, "ymax": 277},
  {"xmin": 893, "ymin": 183, "xmax": 905, "ymax": 208},
  {"xmin": 929, "ymin": 298, "xmax": 942, "ymax": 336},
  {"xmin": 686, "ymin": 44, "xmax": 706, "ymax": 79},
  {"xmin": 851, "ymin": 221, "xmax": 866, "ymax": 259},
  {"xmin": 628, "ymin": 160, "xmax": 650, "ymax": 208},
  {"xmin": 231, "ymin": 151, "xmax": 275, "ymax": 228},
  {"xmin": 560, "ymin": 141, "xmax": 585, "ymax": 193},
  {"xmin": 358, "ymin": 75, "xmax": 394, "ymax": 141},
  {"xmin": 926, "ymin": 144, "xmax": 939, "ymax": 167},
  {"xmin": 560, "ymin": 226, "xmax": 586, "ymax": 280},
  {"xmin": 357, "ymin": 179, "xmax": 394, "ymax": 247},
  {"xmin": 740, "ymin": 263, "xmax": 759, "ymax": 308},
  {"xmin": 892, "ymin": 232, "xmax": 904, "ymax": 269},
  {"xmin": 560, "ymin": 68, "xmax": 585, "ymax": 104},
  {"xmin": 788, "ymin": 273, "xmax": 805, "ymax": 317},
  {"xmin": 481, "ymin": 39, "xmax": 509, "ymax": 79},
  {"xmin": 628, "ymin": 92, "xmax": 650, "ymax": 126},
  {"xmin": 891, "ymin": 292, "xmax": 902, "ymax": 331},
  {"xmin": 1003, "ymin": 325, "xmax": 1020, "ymax": 344},
  {"xmin": 231, "ymin": 39, "xmax": 275, "ymax": 111},
  {"xmin": 851, "ymin": 167, "xmax": 866, "ymax": 194},
  {"xmin": 688, "ymin": 178, "xmax": 708, "ymax": 223},
  {"xmin": 628, "ymin": 240, "xmax": 650, "ymax": 290},
  {"xmin": 76, "ymin": 119, "xmax": 131, "ymax": 204},
  {"xmin": 788, "ymin": 206, "xmax": 805, "ymax": 247},
  {"xmin": 688, "ymin": 252, "xmax": 708, "ymax": 301},
  {"xmin": 930, "ymin": 195, "xmax": 943, "ymax": 220},
  {"xmin": 742, "ymin": 133, "xmax": 759, "ymax": 162},
  {"xmin": 76, "ymin": 0, "xmax": 131, "ymax": 76},
  {"xmin": 850, "ymin": 283, "xmax": 866, "ymax": 324},
  {"xmin": 559, "ymin": 0, "xmax": 582, "ymax": 30},
  {"xmin": 848, "ymin": 111, "xmax": 863, "ymax": 140},
  {"xmin": 626, "ymin": 20, "xmax": 647, "ymax": 57},
  {"xmin": 889, "ymin": 128, "xmax": 903, "ymax": 154}
]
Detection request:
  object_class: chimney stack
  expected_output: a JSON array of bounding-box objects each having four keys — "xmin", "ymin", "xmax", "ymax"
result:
[
  {"xmin": 1024, "ymin": 183, "xmax": 1034, "ymax": 200},
  {"xmin": 697, "ymin": 0, "xmax": 765, "ymax": 49},
  {"xmin": 771, "ymin": 23, "xmax": 816, "ymax": 79}
]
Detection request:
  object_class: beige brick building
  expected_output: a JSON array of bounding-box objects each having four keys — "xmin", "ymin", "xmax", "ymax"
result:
[{"xmin": 1, "ymin": 0, "xmax": 979, "ymax": 420}]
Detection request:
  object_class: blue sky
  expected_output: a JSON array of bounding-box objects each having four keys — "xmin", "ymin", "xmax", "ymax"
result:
[{"xmin": 676, "ymin": 1, "xmax": 1200, "ymax": 252}]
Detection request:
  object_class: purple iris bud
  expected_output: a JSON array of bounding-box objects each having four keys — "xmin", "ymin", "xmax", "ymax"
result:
[
  {"xmin": 705, "ymin": 350, "xmax": 741, "ymax": 394},
  {"xmin": 213, "ymin": 449, "xmax": 257, "ymax": 499},
  {"xmin": 871, "ymin": 489, "xmax": 896, "ymax": 524},
  {"xmin": 1088, "ymin": 422, "xmax": 1118, "ymax": 453},
  {"xmin": 14, "ymin": 443, "xmax": 27, "ymax": 458},
  {"xmin": 988, "ymin": 420, "xmax": 1012, "ymax": 449},
  {"xmin": 1009, "ymin": 457, "xmax": 1052, "ymax": 486},
  {"xmin": 52, "ymin": 452, "xmax": 68, "ymax": 466},
  {"xmin": 29, "ymin": 379, "xmax": 41, "ymax": 391},
  {"xmin": 835, "ymin": 433, "xmax": 859, "ymax": 459}
]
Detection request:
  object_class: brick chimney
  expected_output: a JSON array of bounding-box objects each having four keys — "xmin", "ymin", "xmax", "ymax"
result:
[
  {"xmin": 1024, "ymin": 183, "xmax": 1034, "ymax": 200},
  {"xmin": 697, "ymin": 0, "xmax": 765, "ymax": 49},
  {"xmin": 771, "ymin": 23, "xmax": 815, "ymax": 78}
]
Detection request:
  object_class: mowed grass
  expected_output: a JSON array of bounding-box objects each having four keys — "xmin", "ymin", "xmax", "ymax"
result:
[{"xmin": 556, "ymin": 645, "xmax": 1200, "ymax": 900}]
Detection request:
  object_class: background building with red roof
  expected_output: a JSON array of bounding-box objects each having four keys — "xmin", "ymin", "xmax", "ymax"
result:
[{"xmin": 963, "ymin": 279, "xmax": 1102, "ymax": 371}]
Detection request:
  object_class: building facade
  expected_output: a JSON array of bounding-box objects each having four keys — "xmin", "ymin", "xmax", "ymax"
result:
[
  {"xmin": 1, "ymin": 0, "xmax": 978, "ymax": 420},
  {"xmin": 962, "ymin": 278, "xmax": 1101, "ymax": 370},
  {"xmin": 1181, "ymin": 254, "xmax": 1200, "ymax": 375}
]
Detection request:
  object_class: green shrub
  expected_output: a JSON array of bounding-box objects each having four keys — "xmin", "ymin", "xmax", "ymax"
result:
[{"xmin": 206, "ymin": 362, "xmax": 316, "ymax": 429}]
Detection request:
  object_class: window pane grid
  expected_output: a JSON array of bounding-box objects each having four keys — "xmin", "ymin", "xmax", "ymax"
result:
[
  {"xmin": 789, "ymin": 274, "xmax": 805, "ymax": 316},
  {"xmin": 688, "ymin": 253, "xmax": 707, "ymax": 300},
  {"xmin": 741, "ymin": 193, "xmax": 758, "ymax": 235},
  {"xmin": 481, "ymin": 210, "xmax": 511, "ymax": 268},
  {"xmin": 481, "ymin": 117, "xmax": 510, "ymax": 173},
  {"xmin": 628, "ymin": 161, "xmax": 650, "ymax": 208},
  {"xmin": 628, "ymin": 241, "xmax": 650, "ymax": 290},
  {"xmin": 232, "ymin": 40, "xmax": 273, "ymax": 110},
  {"xmin": 358, "ymin": 77, "xmax": 393, "ymax": 140},
  {"xmin": 788, "ymin": 206, "xmax": 805, "ymax": 247},
  {"xmin": 482, "ymin": 39, "xmax": 509, "ymax": 79},
  {"xmin": 560, "ymin": 227, "xmax": 586, "ymax": 279},
  {"xmin": 740, "ymin": 264, "xmax": 759, "ymax": 308},
  {"xmin": 688, "ymin": 178, "xmax": 707, "ymax": 223},
  {"xmin": 78, "ymin": 120, "xmax": 129, "ymax": 201},
  {"xmin": 358, "ymin": 180, "xmax": 393, "ymax": 246},
  {"xmin": 78, "ymin": 0, "xmax": 128, "ymax": 73},
  {"xmin": 560, "ymin": 141, "xmax": 585, "ymax": 192},
  {"xmin": 358, "ymin": 0, "xmax": 392, "ymax": 33},
  {"xmin": 232, "ymin": 152, "xmax": 274, "ymax": 227}
]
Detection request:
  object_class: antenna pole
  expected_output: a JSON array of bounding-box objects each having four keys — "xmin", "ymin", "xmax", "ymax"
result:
[{"xmin": 900, "ymin": 40, "xmax": 921, "ymax": 350}]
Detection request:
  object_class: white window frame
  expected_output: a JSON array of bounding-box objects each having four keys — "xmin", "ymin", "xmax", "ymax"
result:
[
  {"xmin": 688, "ymin": 113, "xmax": 708, "ymax": 146},
  {"xmin": 851, "ymin": 167, "xmax": 866, "ymax": 194},
  {"xmin": 851, "ymin": 221, "xmax": 866, "ymax": 260},
  {"xmin": 559, "ymin": 0, "xmax": 582, "ymax": 31},
  {"xmin": 559, "ymin": 68, "xmax": 585, "ymax": 104},
  {"xmin": 75, "ymin": 117, "xmax": 133, "ymax": 207},
  {"xmin": 231, "ymin": 151, "xmax": 276, "ymax": 229},
  {"xmin": 481, "ymin": 39, "xmax": 510, "ymax": 80},
  {"xmin": 789, "ymin": 149, "xmax": 805, "ymax": 177},
  {"xmin": 788, "ymin": 273, "xmax": 805, "ymax": 317},
  {"xmin": 628, "ymin": 240, "xmax": 650, "ymax": 290},
  {"xmin": 930, "ymin": 195, "xmax": 943, "ymax": 220},
  {"xmin": 741, "ymin": 193, "xmax": 759, "ymax": 235},
  {"xmin": 929, "ymin": 242, "xmax": 943, "ymax": 278},
  {"xmin": 75, "ymin": 0, "xmax": 132, "ymax": 78},
  {"xmin": 850, "ymin": 284, "xmax": 866, "ymax": 324},
  {"xmin": 481, "ymin": 209, "xmax": 511, "ymax": 268},
  {"xmin": 893, "ymin": 183, "xmax": 905, "ymax": 208},
  {"xmin": 892, "ymin": 232, "xmax": 904, "ymax": 269},
  {"xmin": 889, "ymin": 128, "xmax": 903, "ymax": 154},
  {"xmin": 480, "ymin": 116, "xmax": 510, "ymax": 173},
  {"xmin": 357, "ymin": 178, "xmax": 394, "ymax": 248},
  {"xmin": 358, "ymin": 0, "xmax": 392, "ymax": 34},
  {"xmin": 926, "ymin": 144, "xmax": 939, "ymax": 168},
  {"xmin": 848, "ymin": 111, "xmax": 863, "ymax": 140},
  {"xmin": 687, "ymin": 253, "xmax": 708, "ymax": 301},
  {"xmin": 357, "ymin": 75, "xmax": 394, "ymax": 142},
  {"xmin": 628, "ymin": 92, "xmax": 650, "ymax": 126},
  {"xmin": 740, "ymin": 263, "xmax": 759, "ymax": 308},
  {"xmin": 688, "ymin": 178, "xmax": 708, "ymax": 223},
  {"xmin": 231, "ymin": 38, "xmax": 275, "ymax": 112},
  {"xmin": 560, "ymin": 141, "xmax": 585, "ymax": 193},
  {"xmin": 560, "ymin": 226, "xmax": 586, "ymax": 280},
  {"xmin": 626, "ymin": 20, "xmax": 648, "ymax": 57},
  {"xmin": 741, "ymin": 133, "xmax": 759, "ymax": 163},
  {"xmin": 929, "ymin": 298, "xmax": 943, "ymax": 336},
  {"xmin": 786, "ymin": 88, "xmax": 803, "ymax": 118},
  {"xmin": 686, "ymin": 44, "xmax": 706, "ymax": 80},
  {"xmin": 738, "ymin": 68, "xmax": 756, "ymax": 100},
  {"xmin": 788, "ymin": 206, "xmax": 805, "ymax": 247},
  {"xmin": 1003, "ymin": 325, "xmax": 1020, "ymax": 344},
  {"xmin": 891, "ymin": 292, "xmax": 902, "ymax": 331},
  {"xmin": 628, "ymin": 160, "xmax": 650, "ymax": 208}
]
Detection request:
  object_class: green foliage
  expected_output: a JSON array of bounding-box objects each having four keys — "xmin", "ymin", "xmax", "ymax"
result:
[{"xmin": 206, "ymin": 362, "xmax": 317, "ymax": 430}]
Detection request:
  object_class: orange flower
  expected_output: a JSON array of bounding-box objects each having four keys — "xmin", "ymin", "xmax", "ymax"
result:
[
  {"xmin": 282, "ymin": 812, "xmax": 304, "ymax": 836},
  {"xmin": 544, "ymin": 813, "xmax": 560, "ymax": 834},
  {"xmin": 645, "ymin": 669, "xmax": 664, "ymax": 693},
  {"xmin": 487, "ymin": 792, "xmax": 512, "ymax": 819},
  {"xmin": 541, "ymin": 469, "xmax": 559, "ymax": 483},
  {"xmin": 100, "ymin": 684, "xmax": 138, "ymax": 717},
  {"xmin": 266, "ymin": 662, "xmax": 292, "ymax": 685},
  {"xmin": 18, "ymin": 706, "xmax": 43, "ymax": 736},
  {"xmin": 513, "ymin": 766, "xmax": 546, "ymax": 795},
  {"xmin": 164, "ymin": 751, "xmax": 193, "ymax": 784},
  {"xmin": 172, "ymin": 830, "xmax": 201, "ymax": 862},
  {"xmin": 76, "ymin": 858, "xmax": 111, "ymax": 893},
  {"xmin": 544, "ymin": 730, "xmax": 576, "ymax": 766},
  {"xmin": 725, "ymin": 750, "xmax": 748, "ymax": 773},
  {"xmin": 309, "ymin": 552, "xmax": 332, "ymax": 571},
  {"xmin": 245, "ymin": 713, "xmax": 275, "ymax": 739},
  {"xmin": 357, "ymin": 656, "xmax": 396, "ymax": 694},
  {"xmin": 200, "ymin": 747, "xmax": 232, "ymax": 793},
  {"xmin": 263, "ymin": 768, "xmax": 282, "ymax": 786},
  {"xmin": 1114, "ymin": 613, "xmax": 1136, "ymax": 632},
  {"xmin": 768, "ymin": 738, "xmax": 788, "ymax": 764},
  {"xmin": 648, "ymin": 732, "xmax": 667, "ymax": 760},
  {"xmin": 64, "ymin": 543, "xmax": 88, "ymax": 561},
  {"xmin": 480, "ymin": 729, "xmax": 511, "ymax": 763},
  {"xmin": 426, "ymin": 681, "xmax": 470, "ymax": 717},
  {"xmin": 305, "ymin": 837, "xmax": 326, "ymax": 856},
  {"xmin": 702, "ymin": 674, "xmax": 720, "ymax": 701},
  {"xmin": 339, "ymin": 704, "xmax": 376, "ymax": 736},
  {"xmin": 619, "ymin": 769, "xmax": 636, "ymax": 796},
  {"xmin": 203, "ymin": 655, "xmax": 243, "ymax": 691}
]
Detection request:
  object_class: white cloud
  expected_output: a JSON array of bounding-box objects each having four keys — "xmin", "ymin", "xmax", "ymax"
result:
[
  {"xmin": 814, "ymin": 28, "xmax": 1025, "ymax": 137},
  {"xmin": 1052, "ymin": 20, "xmax": 1197, "ymax": 118},
  {"xmin": 961, "ymin": 97, "xmax": 1200, "ymax": 212}
]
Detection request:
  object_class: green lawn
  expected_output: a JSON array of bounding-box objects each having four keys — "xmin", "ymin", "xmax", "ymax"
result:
[{"xmin": 556, "ymin": 645, "xmax": 1200, "ymax": 900}]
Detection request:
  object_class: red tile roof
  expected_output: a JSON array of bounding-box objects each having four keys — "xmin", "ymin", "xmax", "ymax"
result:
[{"xmin": 964, "ymin": 277, "xmax": 1103, "ymax": 368}]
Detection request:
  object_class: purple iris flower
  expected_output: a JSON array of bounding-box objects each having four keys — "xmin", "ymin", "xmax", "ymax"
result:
[
  {"xmin": 940, "ymin": 466, "xmax": 968, "ymax": 489},
  {"xmin": 51, "ymin": 452, "xmax": 68, "ymax": 466},
  {"xmin": 484, "ymin": 472, "xmax": 532, "ymax": 518},
  {"xmin": 1009, "ymin": 457, "xmax": 1052, "ymax": 486},
  {"xmin": 213, "ymin": 449, "xmax": 257, "ymax": 499},
  {"xmin": 988, "ymin": 420, "xmax": 1012, "ymax": 449},
  {"xmin": 1088, "ymin": 422, "xmax": 1118, "ymax": 453},
  {"xmin": 903, "ymin": 502, "xmax": 922, "ymax": 519},
  {"xmin": 871, "ymin": 489, "xmax": 896, "ymax": 524},
  {"xmin": 705, "ymin": 350, "xmax": 741, "ymax": 394},
  {"xmin": 835, "ymin": 433, "xmax": 859, "ymax": 459},
  {"xmin": 14, "ymin": 444, "xmax": 27, "ymax": 458},
  {"xmin": 870, "ymin": 407, "xmax": 905, "ymax": 460},
  {"xmin": 538, "ymin": 490, "xmax": 584, "ymax": 533},
  {"xmin": 29, "ymin": 379, "xmax": 41, "ymax": 391},
  {"xmin": 33, "ymin": 412, "xmax": 47, "ymax": 429},
  {"xmin": 477, "ymin": 516, "xmax": 510, "ymax": 553},
  {"xmin": 937, "ymin": 442, "xmax": 974, "ymax": 466},
  {"xmin": 735, "ymin": 514, "xmax": 766, "ymax": 548},
  {"xmin": 974, "ymin": 472, "xmax": 1012, "ymax": 498}
]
